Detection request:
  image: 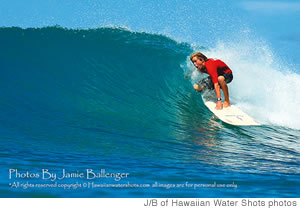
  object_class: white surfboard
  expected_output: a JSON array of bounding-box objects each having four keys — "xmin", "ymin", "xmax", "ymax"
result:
[{"xmin": 204, "ymin": 101, "xmax": 261, "ymax": 126}]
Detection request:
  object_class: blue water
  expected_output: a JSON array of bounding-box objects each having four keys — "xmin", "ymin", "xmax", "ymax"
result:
[{"xmin": 0, "ymin": 27, "xmax": 299, "ymax": 197}]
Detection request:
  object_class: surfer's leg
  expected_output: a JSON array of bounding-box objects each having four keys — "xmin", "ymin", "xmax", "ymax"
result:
[{"xmin": 218, "ymin": 76, "xmax": 230, "ymax": 107}]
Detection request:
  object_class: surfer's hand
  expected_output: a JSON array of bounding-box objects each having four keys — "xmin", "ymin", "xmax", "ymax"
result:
[
  {"xmin": 215, "ymin": 101, "xmax": 223, "ymax": 110},
  {"xmin": 193, "ymin": 84, "xmax": 203, "ymax": 92}
]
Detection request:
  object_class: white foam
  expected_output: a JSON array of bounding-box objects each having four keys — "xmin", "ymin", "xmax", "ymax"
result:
[{"xmin": 199, "ymin": 36, "xmax": 300, "ymax": 129}]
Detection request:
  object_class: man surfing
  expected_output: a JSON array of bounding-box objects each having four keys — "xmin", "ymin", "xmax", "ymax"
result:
[{"xmin": 190, "ymin": 52, "xmax": 233, "ymax": 110}]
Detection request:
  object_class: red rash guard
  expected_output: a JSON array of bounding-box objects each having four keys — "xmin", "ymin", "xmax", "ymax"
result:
[{"xmin": 203, "ymin": 59, "xmax": 232, "ymax": 84}]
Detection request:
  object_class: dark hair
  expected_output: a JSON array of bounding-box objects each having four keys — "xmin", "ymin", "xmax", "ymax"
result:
[{"xmin": 190, "ymin": 52, "xmax": 208, "ymax": 61}]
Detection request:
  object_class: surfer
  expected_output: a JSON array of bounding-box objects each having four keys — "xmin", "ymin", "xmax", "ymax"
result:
[{"xmin": 190, "ymin": 52, "xmax": 233, "ymax": 110}]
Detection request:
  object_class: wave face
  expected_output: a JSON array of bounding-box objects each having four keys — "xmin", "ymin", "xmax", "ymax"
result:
[
  {"xmin": 0, "ymin": 27, "xmax": 193, "ymax": 144},
  {"xmin": 0, "ymin": 27, "xmax": 299, "ymax": 197}
]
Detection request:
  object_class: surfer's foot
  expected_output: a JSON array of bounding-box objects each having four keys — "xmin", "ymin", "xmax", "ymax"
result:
[{"xmin": 223, "ymin": 101, "xmax": 230, "ymax": 108}]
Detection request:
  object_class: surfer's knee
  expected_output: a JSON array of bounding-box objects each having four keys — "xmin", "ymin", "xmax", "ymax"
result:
[{"xmin": 218, "ymin": 76, "xmax": 225, "ymax": 83}]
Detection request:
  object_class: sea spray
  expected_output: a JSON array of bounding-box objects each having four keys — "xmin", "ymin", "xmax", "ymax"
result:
[{"xmin": 187, "ymin": 32, "xmax": 300, "ymax": 129}]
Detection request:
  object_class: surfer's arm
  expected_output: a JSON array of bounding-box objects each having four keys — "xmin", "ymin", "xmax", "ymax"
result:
[{"xmin": 214, "ymin": 83, "xmax": 223, "ymax": 110}]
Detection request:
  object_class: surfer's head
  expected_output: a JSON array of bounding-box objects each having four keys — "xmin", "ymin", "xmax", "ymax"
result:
[
  {"xmin": 190, "ymin": 52, "xmax": 208, "ymax": 62},
  {"xmin": 190, "ymin": 52, "xmax": 207, "ymax": 70}
]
